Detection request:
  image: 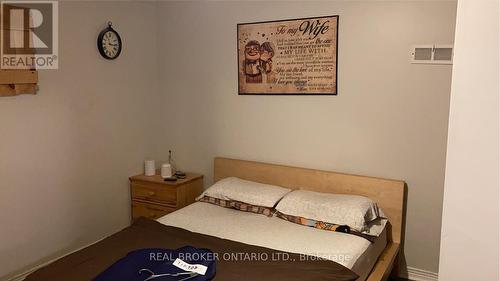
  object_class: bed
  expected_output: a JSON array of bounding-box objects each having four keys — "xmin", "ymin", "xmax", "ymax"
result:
[
  {"xmin": 158, "ymin": 201, "xmax": 388, "ymax": 280},
  {"xmin": 208, "ymin": 157, "xmax": 405, "ymax": 281},
  {"xmin": 24, "ymin": 157, "xmax": 405, "ymax": 281}
]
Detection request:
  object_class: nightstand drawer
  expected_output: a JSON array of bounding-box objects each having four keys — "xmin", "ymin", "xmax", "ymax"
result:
[
  {"xmin": 131, "ymin": 183, "xmax": 177, "ymax": 205},
  {"xmin": 132, "ymin": 200, "xmax": 176, "ymax": 220},
  {"xmin": 129, "ymin": 172, "xmax": 203, "ymax": 223}
]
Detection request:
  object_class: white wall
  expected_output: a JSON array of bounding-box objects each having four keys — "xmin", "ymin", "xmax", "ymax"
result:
[
  {"xmin": 0, "ymin": 1, "xmax": 161, "ymax": 279},
  {"xmin": 155, "ymin": 1, "xmax": 456, "ymax": 275},
  {"xmin": 438, "ymin": 0, "xmax": 499, "ymax": 280}
]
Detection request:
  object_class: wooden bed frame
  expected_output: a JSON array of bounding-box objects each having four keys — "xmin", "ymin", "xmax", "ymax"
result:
[{"xmin": 214, "ymin": 157, "xmax": 406, "ymax": 281}]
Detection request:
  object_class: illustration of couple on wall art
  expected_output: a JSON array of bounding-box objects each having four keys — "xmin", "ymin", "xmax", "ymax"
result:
[{"xmin": 243, "ymin": 40, "xmax": 276, "ymax": 84}]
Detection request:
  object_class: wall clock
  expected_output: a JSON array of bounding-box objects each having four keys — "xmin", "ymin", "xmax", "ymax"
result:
[{"xmin": 97, "ymin": 22, "xmax": 122, "ymax": 60}]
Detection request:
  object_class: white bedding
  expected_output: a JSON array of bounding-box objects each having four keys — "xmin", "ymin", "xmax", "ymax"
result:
[{"xmin": 158, "ymin": 202, "xmax": 386, "ymax": 280}]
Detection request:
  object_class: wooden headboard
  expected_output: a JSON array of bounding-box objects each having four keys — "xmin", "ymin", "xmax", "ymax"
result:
[{"xmin": 214, "ymin": 157, "xmax": 406, "ymax": 244}]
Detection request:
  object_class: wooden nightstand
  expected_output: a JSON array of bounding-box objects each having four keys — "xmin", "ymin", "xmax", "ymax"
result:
[{"xmin": 129, "ymin": 171, "xmax": 203, "ymax": 220}]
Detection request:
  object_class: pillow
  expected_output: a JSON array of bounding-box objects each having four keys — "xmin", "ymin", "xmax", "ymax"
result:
[
  {"xmin": 196, "ymin": 177, "xmax": 291, "ymax": 208},
  {"xmin": 275, "ymin": 189, "xmax": 386, "ymax": 235},
  {"xmin": 198, "ymin": 196, "xmax": 274, "ymax": 217}
]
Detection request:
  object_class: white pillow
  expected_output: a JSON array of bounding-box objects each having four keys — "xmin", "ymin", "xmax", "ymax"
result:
[
  {"xmin": 197, "ymin": 177, "xmax": 291, "ymax": 208},
  {"xmin": 275, "ymin": 189, "xmax": 386, "ymax": 235}
]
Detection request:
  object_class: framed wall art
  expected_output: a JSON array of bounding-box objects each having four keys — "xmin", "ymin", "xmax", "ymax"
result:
[{"xmin": 237, "ymin": 15, "xmax": 339, "ymax": 95}]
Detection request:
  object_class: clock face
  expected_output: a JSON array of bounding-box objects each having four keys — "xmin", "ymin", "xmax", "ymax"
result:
[{"xmin": 98, "ymin": 27, "xmax": 122, "ymax": 60}]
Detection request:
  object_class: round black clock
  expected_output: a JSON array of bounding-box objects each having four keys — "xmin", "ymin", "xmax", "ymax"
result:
[{"xmin": 97, "ymin": 22, "xmax": 122, "ymax": 60}]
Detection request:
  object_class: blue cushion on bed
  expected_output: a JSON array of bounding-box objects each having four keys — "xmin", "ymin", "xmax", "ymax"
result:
[{"xmin": 93, "ymin": 246, "xmax": 216, "ymax": 281}]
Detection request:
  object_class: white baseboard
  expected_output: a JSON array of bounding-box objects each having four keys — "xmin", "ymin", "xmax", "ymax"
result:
[
  {"xmin": 4, "ymin": 239, "xmax": 103, "ymax": 281},
  {"xmin": 6, "ymin": 259, "xmax": 55, "ymax": 281},
  {"xmin": 402, "ymin": 266, "xmax": 439, "ymax": 281}
]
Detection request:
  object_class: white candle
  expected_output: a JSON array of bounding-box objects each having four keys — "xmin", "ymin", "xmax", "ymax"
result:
[
  {"xmin": 144, "ymin": 160, "xmax": 155, "ymax": 176},
  {"xmin": 161, "ymin": 163, "xmax": 172, "ymax": 178}
]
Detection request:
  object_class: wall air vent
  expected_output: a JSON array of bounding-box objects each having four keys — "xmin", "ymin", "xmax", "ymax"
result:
[{"xmin": 411, "ymin": 45, "xmax": 453, "ymax": 64}]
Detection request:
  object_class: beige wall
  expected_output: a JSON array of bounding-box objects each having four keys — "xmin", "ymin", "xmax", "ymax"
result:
[
  {"xmin": 0, "ymin": 1, "xmax": 160, "ymax": 279},
  {"xmin": 156, "ymin": 1, "xmax": 456, "ymax": 275},
  {"xmin": 0, "ymin": 1, "xmax": 458, "ymax": 278},
  {"xmin": 439, "ymin": 0, "xmax": 499, "ymax": 280}
]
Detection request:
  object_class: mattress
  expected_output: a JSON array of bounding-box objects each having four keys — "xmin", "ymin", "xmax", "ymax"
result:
[{"xmin": 158, "ymin": 202, "xmax": 387, "ymax": 280}]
